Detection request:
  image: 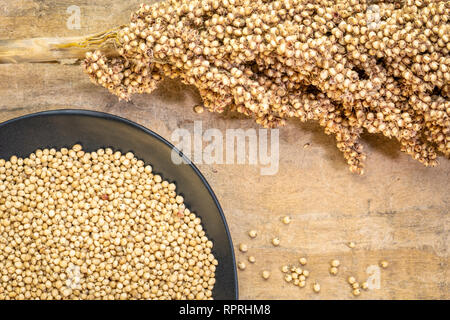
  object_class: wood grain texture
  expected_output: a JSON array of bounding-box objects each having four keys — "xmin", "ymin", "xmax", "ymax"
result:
[{"xmin": 0, "ymin": 0, "xmax": 448, "ymax": 300}]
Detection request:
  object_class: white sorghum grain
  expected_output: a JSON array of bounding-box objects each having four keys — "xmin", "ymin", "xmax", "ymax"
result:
[
  {"xmin": 352, "ymin": 289, "xmax": 361, "ymax": 296},
  {"xmin": 0, "ymin": 145, "xmax": 217, "ymax": 300},
  {"xmin": 262, "ymin": 270, "xmax": 271, "ymax": 280},
  {"xmin": 330, "ymin": 260, "xmax": 340, "ymax": 268},
  {"xmin": 313, "ymin": 282, "xmax": 321, "ymax": 293},
  {"xmin": 239, "ymin": 243, "xmax": 248, "ymax": 253},
  {"xmin": 329, "ymin": 267, "xmax": 338, "ymax": 275},
  {"xmin": 248, "ymin": 230, "xmax": 257, "ymax": 239},
  {"xmin": 284, "ymin": 274, "xmax": 292, "ymax": 283},
  {"xmin": 271, "ymin": 237, "xmax": 280, "ymax": 246},
  {"xmin": 193, "ymin": 105, "xmax": 204, "ymax": 114},
  {"xmin": 282, "ymin": 216, "xmax": 291, "ymax": 225}
]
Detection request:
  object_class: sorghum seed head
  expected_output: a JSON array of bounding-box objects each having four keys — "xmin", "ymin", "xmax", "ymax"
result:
[{"xmin": 83, "ymin": 0, "xmax": 450, "ymax": 174}]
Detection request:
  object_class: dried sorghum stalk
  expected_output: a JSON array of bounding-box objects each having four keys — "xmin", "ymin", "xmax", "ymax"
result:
[{"xmin": 83, "ymin": 0, "xmax": 450, "ymax": 174}]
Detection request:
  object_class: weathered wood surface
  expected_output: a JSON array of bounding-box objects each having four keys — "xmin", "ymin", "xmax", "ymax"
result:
[{"xmin": 0, "ymin": 0, "xmax": 448, "ymax": 299}]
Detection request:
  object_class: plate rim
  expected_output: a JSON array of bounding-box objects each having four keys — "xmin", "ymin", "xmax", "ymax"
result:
[{"xmin": 0, "ymin": 108, "xmax": 239, "ymax": 300}]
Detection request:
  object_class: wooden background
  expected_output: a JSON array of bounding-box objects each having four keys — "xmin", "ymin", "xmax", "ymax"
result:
[{"xmin": 0, "ymin": 0, "xmax": 448, "ymax": 299}]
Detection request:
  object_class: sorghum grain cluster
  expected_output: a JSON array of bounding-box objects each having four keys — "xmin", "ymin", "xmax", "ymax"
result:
[
  {"xmin": 84, "ymin": 0, "xmax": 450, "ymax": 174},
  {"xmin": 282, "ymin": 263, "xmax": 310, "ymax": 288}
]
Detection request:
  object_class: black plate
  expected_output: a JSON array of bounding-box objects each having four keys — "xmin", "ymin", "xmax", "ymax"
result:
[{"xmin": 0, "ymin": 109, "xmax": 238, "ymax": 300}]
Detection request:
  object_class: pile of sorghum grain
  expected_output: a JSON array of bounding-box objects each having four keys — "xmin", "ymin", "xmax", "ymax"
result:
[
  {"xmin": 83, "ymin": 0, "xmax": 449, "ymax": 174},
  {"xmin": 0, "ymin": 145, "xmax": 217, "ymax": 300}
]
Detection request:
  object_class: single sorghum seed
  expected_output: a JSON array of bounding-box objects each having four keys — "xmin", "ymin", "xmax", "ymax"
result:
[
  {"xmin": 282, "ymin": 216, "xmax": 291, "ymax": 224},
  {"xmin": 194, "ymin": 105, "xmax": 205, "ymax": 114},
  {"xmin": 262, "ymin": 270, "xmax": 271, "ymax": 280},
  {"xmin": 284, "ymin": 274, "xmax": 293, "ymax": 282},
  {"xmin": 352, "ymin": 289, "xmax": 361, "ymax": 296},
  {"xmin": 313, "ymin": 282, "xmax": 321, "ymax": 293},
  {"xmin": 239, "ymin": 243, "xmax": 248, "ymax": 253},
  {"xmin": 330, "ymin": 260, "xmax": 340, "ymax": 267},
  {"xmin": 248, "ymin": 230, "xmax": 258, "ymax": 238},
  {"xmin": 348, "ymin": 276, "xmax": 356, "ymax": 284},
  {"xmin": 272, "ymin": 237, "xmax": 280, "ymax": 246}
]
